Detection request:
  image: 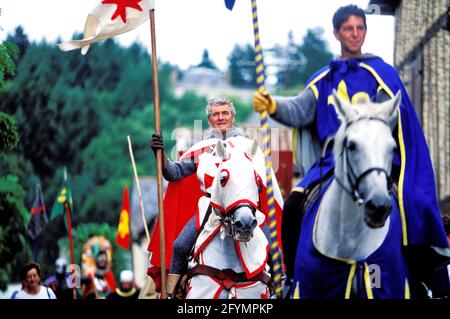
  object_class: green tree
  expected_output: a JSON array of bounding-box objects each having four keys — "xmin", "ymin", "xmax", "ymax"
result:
[
  {"xmin": 275, "ymin": 31, "xmax": 302, "ymax": 89},
  {"xmin": 227, "ymin": 44, "xmax": 256, "ymax": 87},
  {"xmin": 6, "ymin": 26, "xmax": 30, "ymax": 62},
  {"xmin": 0, "ymin": 41, "xmax": 18, "ymax": 90},
  {"xmin": 0, "ymin": 175, "xmax": 29, "ymax": 290},
  {"xmin": 1, "ymin": 42, "xmax": 102, "ymax": 180},
  {"xmin": 0, "ymin": 112, "xmax": 19, "ymax": 159},
  {"xmin": 197, "ymin": 49, "xmax": 218, "ymax": 70},
  {"xmin": 0, "ymin": 41, "xmax": 29, "ymax": 291},
  {"xmin": 298, "ymin": 28, "xmax": 334, "ymax": 84},
  {"xmin": 276, "ymin": 28, "xmax": 333, "ymax": 89}
]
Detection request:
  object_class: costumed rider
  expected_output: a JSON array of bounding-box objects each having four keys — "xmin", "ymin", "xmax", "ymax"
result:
[
  {"xmin": 107, "ymin": 270, "xmax": 140, "ymax": 299},
  {"xmin": 253, "ymin": 4, "xmax": 450, "ymax": 297},
  {"xmin": 88, "ymin": 250, "xmax": 116, "ymax": 298},
  {"xmin": 44, "ymin": 257, "xmax": 74, "ymax": 300},
  {"xmin": 149, "ymin": 96, "xmax": 283, "ymax": 298}
]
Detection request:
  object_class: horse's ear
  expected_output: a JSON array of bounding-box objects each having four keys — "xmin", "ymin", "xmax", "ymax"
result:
[
  {"xmin": 384, "ymin": 90, "xmax": 401, "ymax": 119},
  {"xmin": 215, "ymin": 140, "xmax": 228, "ymax": 161},
  {"xmin": 332, "ymin": 90, "xmax": 351, "ymax": 123},
  {"xmin": 247, "ymin": 138, "xmax": 259, "ymax": 159}
]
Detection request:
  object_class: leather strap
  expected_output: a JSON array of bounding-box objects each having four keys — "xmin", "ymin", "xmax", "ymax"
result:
[{"xmin": 187, "ymin": 264, "xmax": 270, "ymax": 289}]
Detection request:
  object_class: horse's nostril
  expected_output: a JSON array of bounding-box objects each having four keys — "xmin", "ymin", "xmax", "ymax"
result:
[
  {"xmin": 251, "ymin": 219, "xmax": 257, "ymax": 228},
  {"xmin": 234, "ymin": 221, "xmax": 243, "ymax": 229},
  {"xmin": 367, "ymin": 198, "xmax": 392, "ymax": 213},
  {"xmin": 366, "ymin": 200, "xmax": 376, "ymax": 211}
]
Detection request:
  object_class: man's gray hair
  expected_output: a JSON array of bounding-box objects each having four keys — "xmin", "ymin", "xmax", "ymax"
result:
[{"xmin": 205, "ymin": 97, "xmax": 236, "ymax": 118}]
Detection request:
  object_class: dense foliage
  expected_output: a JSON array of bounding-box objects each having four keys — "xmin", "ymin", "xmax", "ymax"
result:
[
  {"xmin": 228, "ymin": 28, "xmax": 333, "ymax": 90},
  {"xmin": 0, "ymin": 40, "xmax": 29, "ymax": 290}
]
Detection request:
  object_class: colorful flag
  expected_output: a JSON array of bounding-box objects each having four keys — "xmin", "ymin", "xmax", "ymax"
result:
[
  {"xmin": 50, "ymin": 175, "xmax": 73, "ymax": 221},
  {"xmin": 27, "ymin": 185, "xmax": 48, "ymax": 241},
  {"xmin": 59, "ymin": 0, "xmax": 155, "ymax": 55},
  {"xmin": 224, "ymin": 0, "xmax": 236, "ymax": 10},
  {"xmin": 116, "ymin": 186, "xmax": 131, "ymax": 250}
]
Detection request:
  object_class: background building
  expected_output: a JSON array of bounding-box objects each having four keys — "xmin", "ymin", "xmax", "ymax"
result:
[{"xmin": 370, "ymin": 0, "xmax": 450, "ymax": 200}]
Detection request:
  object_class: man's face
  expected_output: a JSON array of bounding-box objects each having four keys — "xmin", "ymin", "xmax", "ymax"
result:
[
  {"xmin": 96, "ymin": 253, "xmax": 108, "ymax": 269},
  {"xmin": 55, "ymin": 259, "xmax": 67, "ymax": 275},
  {"xmin": 333, "ymin": 15, "xmax": 367, "ymax": 56},
  {"xmin": 25, "ymin": 268, "xmax": 40, "ymax": 291},
  {"xmin": 208, "ymin": 104, "xmax": 235, "ymax": 133},
  {"xmin": 120, "ymin": 281, "xmax": 133, "ymax": 292}
]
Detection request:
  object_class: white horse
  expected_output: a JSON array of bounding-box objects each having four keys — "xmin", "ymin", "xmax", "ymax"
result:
[
  {"xmin": 292, "ymin": 91, "xmax": 411, "ymax": 299},
  {"xmin": 184, "ymin": 138, "xmax": 272, "ymax": 299},
  {"xmin": 316, "ymin": 91, "xmax": 400, "ymax": 260}
]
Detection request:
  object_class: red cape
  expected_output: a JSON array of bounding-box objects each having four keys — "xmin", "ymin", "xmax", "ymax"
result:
[{"xmin": 147, "ymin": 173, "xmax": 204, "ymax": 270}]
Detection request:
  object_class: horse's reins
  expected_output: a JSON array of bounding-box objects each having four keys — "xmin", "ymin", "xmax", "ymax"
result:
[
  {"xmin": 334, "ymin": 117, "xmax": 393, "ymax": 206},
  {"xmin": 214, "ymin": 165, "xmax": 262, "ymax": 233}
]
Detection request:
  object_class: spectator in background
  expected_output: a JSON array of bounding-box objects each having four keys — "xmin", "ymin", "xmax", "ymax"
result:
[
  {"xmin": 44, "ymin": 257, "xmax": 75, "ymax": 300},
  {"xmin": 11, "ymin": 262, "xmax": 56, "ymax": 299},
  {"xmin": 107, "ymin": 270, "xmax": 140, "ymax": 300}
]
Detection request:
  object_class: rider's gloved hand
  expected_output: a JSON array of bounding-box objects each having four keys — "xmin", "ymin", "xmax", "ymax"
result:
[
  {"xmin": 253, "ymin": 90, "xmax": 277, "ymax": 115},
  {"xmin": 150, "ymin": 133, "xmax": 165, "ymax": 157}
]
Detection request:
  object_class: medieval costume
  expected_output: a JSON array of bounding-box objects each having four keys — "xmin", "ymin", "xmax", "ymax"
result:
[{"xmin": 273, "ymin": 55, "xmax": 449, "ymax": 298}]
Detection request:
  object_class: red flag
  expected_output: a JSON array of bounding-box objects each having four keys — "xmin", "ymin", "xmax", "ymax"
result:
[
  {"xmin": 116, "ymin": 186, "xmax": 131, "ymax": 250},
  {"xmin": 148, "ymin": 174, "xmax": 203, "ymax": 267}
]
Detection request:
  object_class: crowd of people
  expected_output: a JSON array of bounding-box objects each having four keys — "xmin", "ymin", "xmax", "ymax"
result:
[{"xmin": 10, "ymin": 254, "xmax": 140, "ymax": 300}]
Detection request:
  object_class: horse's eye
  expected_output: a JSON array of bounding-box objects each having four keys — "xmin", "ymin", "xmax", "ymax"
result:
[
  {"xmin": 219, "ymin": 170, "xmax": 229, "ymax": 187},
  {"xmin": 347, "ymin": 141, "xmax": 357, "ymax": 152}
]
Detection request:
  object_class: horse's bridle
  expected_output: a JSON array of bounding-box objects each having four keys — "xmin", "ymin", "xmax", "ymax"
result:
[
  {"xmin": 334, "ymin": 117, "xmax": 393, "ymax": 206},
  {"xmin": 215, "ymin": 171, "xmax": 262, "ymax": 237}
]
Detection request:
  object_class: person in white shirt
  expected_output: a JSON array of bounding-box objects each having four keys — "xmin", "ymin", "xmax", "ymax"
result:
[{"xmin": 11, "ymin": 262, "xmax": 56, "ymax": 299}]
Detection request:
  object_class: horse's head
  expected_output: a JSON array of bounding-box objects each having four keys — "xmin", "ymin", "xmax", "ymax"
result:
[
  {"xmin": 210, "ymin": 139, "xmax": 261, "ymax": 241},
  {"xmin": 332, "ymin": 90, "xmax": 401, "ymax": 228}
]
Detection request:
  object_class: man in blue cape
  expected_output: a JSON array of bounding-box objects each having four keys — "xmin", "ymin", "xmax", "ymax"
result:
[{"xmin": 253, "ymin": 4, "xmax": 449, "ymax": 298}]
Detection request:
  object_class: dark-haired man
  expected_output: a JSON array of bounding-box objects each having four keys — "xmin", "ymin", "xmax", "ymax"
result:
[{"xmin": 253, "ymin": 4, "xmax": 449, "ymax": 298}]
